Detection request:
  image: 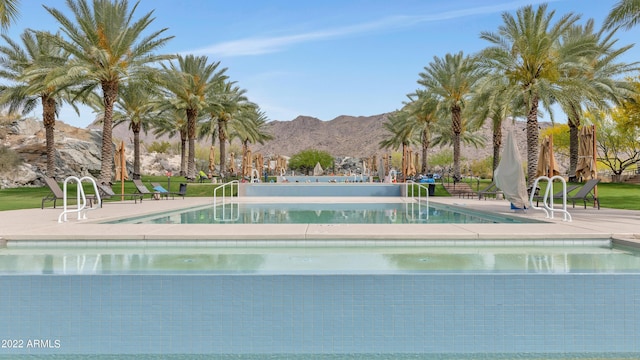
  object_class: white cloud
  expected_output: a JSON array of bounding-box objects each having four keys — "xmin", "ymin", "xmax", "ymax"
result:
[{"xmin": 190, "ymin": 0, "xmax": 559, "ymax": 57}]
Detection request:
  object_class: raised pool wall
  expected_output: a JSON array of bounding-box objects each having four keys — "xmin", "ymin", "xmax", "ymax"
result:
[
  {"xmin": 240, "ymin": 183, "xmax": 403, "ymax": 197},
  {"xmin": 2, "ymin": 273, "xmax": 639, "ymax": 355}
]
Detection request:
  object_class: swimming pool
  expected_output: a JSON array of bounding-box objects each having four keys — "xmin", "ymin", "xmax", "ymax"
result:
[
  {"xmin": 1, "ymin": 242, "xmax": 638, "ymax": 274},
  {"xmin": 1, "ymin": 242, "xmax": 640, "ymax": 357},
  {"xmin": 107, "ymin": 201, "xmax": 541, "ymax": 224}
]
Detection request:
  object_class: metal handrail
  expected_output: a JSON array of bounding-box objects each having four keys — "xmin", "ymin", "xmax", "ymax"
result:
[
  {"xmin": 80, "ymin": 176, "xmax": 102, "ymax": 213},
  {"xmin": 213, "ymin": 180, "xmax": 239, "ymax": 205},
  {"xmin": 251, "ymin": 168, "xmax": 260, "ymax": 183},
  {"xmin": 213, "ymin": 180, "xmax": 240, "ymax": 222},
  {"xmin": 405, "ymin": 180, "xmax": 430, "ymax": 221},
  {"xmin": 529, "ymin": 175, "xmax": 572, "ymax": 222},
  {"xmin": 58, "ymin": 176, "xmax": 100, "ymax": 223}
]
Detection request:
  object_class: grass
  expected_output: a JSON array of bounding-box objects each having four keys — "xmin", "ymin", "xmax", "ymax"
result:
[
  {"xmin": 0, "ymin": 176, "xmax": 638, "ymax": 211},
  {"xmin": 0, "ymin": 175, "xmax": 238, "ymax": 211},
  {"xmin": 443, "ymin": 177, "xmax": 640, "ymax": 210}
]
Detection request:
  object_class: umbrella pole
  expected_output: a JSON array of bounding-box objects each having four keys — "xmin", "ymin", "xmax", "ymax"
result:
[
  {"xmin": 592, "ymin": 125, "xmax": 598, "ymax": 206},
  {"xmin": 120, "ymin": 141, "xmax": 125, "ymax": 201}
]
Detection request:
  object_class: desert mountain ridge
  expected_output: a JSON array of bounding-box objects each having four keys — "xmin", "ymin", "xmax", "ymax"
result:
[
  {"xmin": 111, "ymin": 112, "xmax": 550, "ymax": 162},
  {"xmin": 1, "ymin": 112, "xmax": 554, "ymax": 188}
]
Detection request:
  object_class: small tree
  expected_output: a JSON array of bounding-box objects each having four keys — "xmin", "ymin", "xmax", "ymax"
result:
[
  {"xmin": 591, "ymin": 110, "xmax": 640, "ymax": 181},
  {"xmin": 288, "ymin": 149, "xmax": 333, "ymax": 175}
]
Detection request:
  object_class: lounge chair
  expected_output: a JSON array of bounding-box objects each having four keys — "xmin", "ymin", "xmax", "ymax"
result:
[
  {"xmin": 133, "ymin": 179, "xmax": 154, "ymax": 199},
  {"xmin": 478, "ymin": 182, "xmax": 499, "ymax": 200},
  {"xmin": 567, "ymin": 179, "xmax": 600, "ymax": 209},
  {"xmin": 151, "ymin": 182, "xmax": 187, "ymax": 199},
  {"xmin": 97, "ymin": 184, "xmax": 143, "ymax": 203},
  {"xmin": 533, "ymin": 184, "xmax": 580, "ymax": 207},
  {"xmin": 41, "ymin": 177, "xmax": 95, "ymax": 209}
]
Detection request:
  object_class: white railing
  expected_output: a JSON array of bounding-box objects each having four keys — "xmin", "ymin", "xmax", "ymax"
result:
[
  {"xmin": 58, "ymin": 176, "xmax": 101, "ymax": 223},
  {"xmin": 251, "ymin": 168, "xmax": 260, "ymax": 183},
  {"xmin": 529, "ymin": 175, "xmax": 572, "ymax": 222},
  {"xmin": 405, "ymin": 180, "xmax": 430, "ymax": 222},
  {"xmin": 213, "ymin": 180, "xmax": 240, "ymax": 222}
]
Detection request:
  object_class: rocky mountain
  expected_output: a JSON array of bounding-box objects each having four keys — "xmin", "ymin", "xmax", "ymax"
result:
[
  {"xmin": 1, "ymin": 113, "xmax": 555, "ymax": 188},
  {"xmin": 250, "ymin": 114, "xmax": 392, "ymax": 158},
  {"xmin": 112, "ymin": 113, "xmax": 550, "ymax": 161}
]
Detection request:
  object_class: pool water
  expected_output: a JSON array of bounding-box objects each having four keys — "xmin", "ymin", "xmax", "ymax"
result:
[
  {"xmin": 2, "ymin": 243, "xmax": 640, "ymax": 356},
  {"xmin": 1, "ymin": 243, "xmax": 639, "ymax": 275},
  {"xmin": 107, "ymin": 202, "xmax": 541, "ymax": 224}
]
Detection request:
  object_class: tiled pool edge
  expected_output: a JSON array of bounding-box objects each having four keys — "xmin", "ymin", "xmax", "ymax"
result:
[{"xmin": 3, "ymin": 238, "xmax": 614, "ymax": 248}]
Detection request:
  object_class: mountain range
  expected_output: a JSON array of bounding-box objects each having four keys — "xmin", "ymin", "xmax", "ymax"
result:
[{"xmin": 113, "ymin": 113, "xmax": 548, "ymax": 162}]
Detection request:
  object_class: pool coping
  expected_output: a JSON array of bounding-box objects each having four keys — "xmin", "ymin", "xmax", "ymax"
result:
[{"xmin": 1, "ymin": 196, "xmax": 639, "ymax": 247}]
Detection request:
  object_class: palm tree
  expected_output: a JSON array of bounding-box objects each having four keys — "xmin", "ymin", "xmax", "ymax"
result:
[
  {"xmin": 112, "ymin": 82, "xmax": 159, "ymax": 179},
  {"xmin": 44, "ymin": 0, "xmax": 173, "ymax": 185},
  {"xmin": 160, "ymin": 54, "xmax": 227, "ymax": 180},
  {"xmin": 418, "ymin": 51, "xmax": 485, "ymax": 181},
  {"xmin": 0, "ymin": 30, "xmax": 70, "ymax": 177},
  {"xmin": 204, "ymin": 82, "xmax": 248, "ymax": 179},
  {"xmin": 468, "ymin": 73, "xmax": 523, "ymax": 176},
  {"xmin": 558, "ymin": 21, "xmax": 637, "ymax": 180},
  {"xmin": 152, "ymin": 108, "xmax": 188, "ymax": 176},
  {"xmin": 230, "ymin": 105, "xmax": 273, "ymax": 175},
  {"xmin": 404, "ymin": 90, "xmax": 439, "ymax": 173},
  {"xmin": 379, "ymin": 110, "xmax": 418, "ymax": 179},
  {"xmin": 480, "ymin": 4, "xmax": 587, "ymax": 185},
  {"xmin": 604, "ymin": 0, "xmax": 640, "ymax": 30},
  {"xmin": 0, "ymin": 0, "xmax": 19, "ymax": 31}
]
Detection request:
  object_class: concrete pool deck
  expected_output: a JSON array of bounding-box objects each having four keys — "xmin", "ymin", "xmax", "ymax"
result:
[{"xmin": 1, "ymin": 195, "xmax": 638, "ymax": 246}]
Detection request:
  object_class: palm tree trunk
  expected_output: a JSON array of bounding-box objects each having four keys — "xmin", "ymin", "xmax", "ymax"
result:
[
  {"xmin": 568, "ymin": 112, "xmax": 580, "ymax": 182},
  {"xmin": 421, "ymin": 129, "xmax": 429, "ymax": 174},
  {"xmin": 451, "ymin": 105, "xmax": 462, "ymax": 181},
  {"xmin": 492, "ymin": 122, "xmax": 502, "ymax": 176},
  {"xmin": 179, "ymin": 128, "xmax": 187, "ymax": 176},
  {"xmin": 401, "ymin": 143, "xmax": 407, "ymax": 182},
  {"xmin": 42, "ymin": 95, "xmax": 56, "ymax": 178},
  {"xmin": 526, "ymin": 96, "xmax": 540, "ymax": 186},
  {"xmin": 218, "ymin": 118, "xmax": 227, "ymax": 179},
  {"xmin": 186, "ymin": 108, "xmax": 197, "ymax": 180},
  {"xmin": 132, "ymin": 122, "xmax": 141, "ymax": 180},
  {"xmin": 98, "ymin": 81, "xmax": 118, "ymax": 185},
  {"xmin": 242, "ymin": 140, "xmax": 248, "ymax": 178}
]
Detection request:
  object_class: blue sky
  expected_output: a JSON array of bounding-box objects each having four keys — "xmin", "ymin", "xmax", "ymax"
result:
[{"xmin": 5, "ymin": 0, "xmax": 639, "ymax": 128}]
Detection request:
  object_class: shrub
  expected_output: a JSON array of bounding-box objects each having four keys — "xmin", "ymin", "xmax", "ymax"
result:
[
  {"xmin": 289, "ymin": 149, "xmax": 333, "ymax": 175},
  {"xmin": 468, "ymin": 157, "xmax": 494, "ymax": 179},
  {"xmin": 0, "ymin": 146, "xmax": 22, "ymax": 172},
  {"xmin": 148, "ymin": 141, "xmax": 172, "ymax": 154}
]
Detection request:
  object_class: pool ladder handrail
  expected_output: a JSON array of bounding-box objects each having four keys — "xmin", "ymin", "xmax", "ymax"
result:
[
  {"xmin": 405, "ymin": 180, "xmax": 429, "ymax": 222},
  {"xmin": 213, "ymin": 180, "xmax": 240, "ymax": 222},
  {"xmin": 58, "ymin": 176, "xmax": 102, "ymax": 223},
  {"xmin": 251, "ymin": 168, "xmax": 260, "ymax": 183},
  {"xmin": 529, "ymin": 175, "xmax": 572, "ymax": 222}
]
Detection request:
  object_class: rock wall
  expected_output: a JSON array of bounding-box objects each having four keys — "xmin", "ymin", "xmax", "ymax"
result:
[{"xmin": 0, "ymin": 118, "xmax": 181, "ymax": 188}]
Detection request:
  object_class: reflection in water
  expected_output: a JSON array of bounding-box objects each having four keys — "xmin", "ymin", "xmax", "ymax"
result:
[
  {"xmin": 384, "ymin": 248, "xmax": 640, "ymax": 273},
  {"xmin": 1, "ymin": 246, "xmax": 640, "ymax": 274},
  {"xmin": 42, "ymin": 254, "xmax": 53, "ymax": 274},
  {"xmin": 115, "ymin": 202, "xmax": 538, "ymax": 225}
]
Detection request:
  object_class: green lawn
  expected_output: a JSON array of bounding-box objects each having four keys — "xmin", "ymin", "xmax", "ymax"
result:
[
  {"xmin": 467, "ymin": 179, "xmax": 640, "ymax": 210},
  {"xmin": 1, "ymin": 176, "xmax": 638, "ymax": 211},
  {"xmin": 0, "ymin": 175, "xmax": 237, "ymax": 211}
]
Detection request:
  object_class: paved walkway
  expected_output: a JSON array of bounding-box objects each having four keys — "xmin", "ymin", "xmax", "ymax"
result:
[{"xmin": 1, "ymin": 196, "xmax": 638, "ymax": 247}]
